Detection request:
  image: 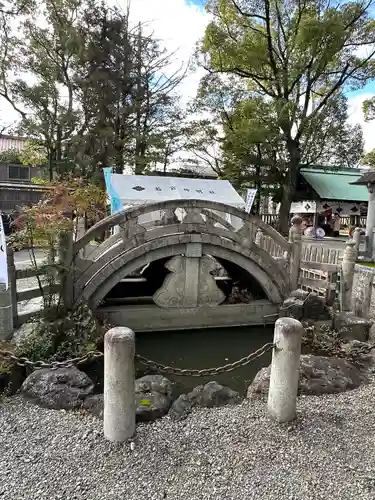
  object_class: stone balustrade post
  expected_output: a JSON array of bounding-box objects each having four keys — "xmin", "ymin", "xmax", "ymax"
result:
[
  {"xmin": 104, "ymin": 327, "xmax": 136, "ymax": 443},
  {"xmin": 353, "ymin": 227, "xmax": 361, "ymax": 254},
  {"xmin": 0, "ymin": 246, "xmax": 14, "ymax": 340},
  {"xmin": 352, "ymin": 269, "xmax": 374, "ymax": 318},
  {"xmin": 0, "ymin": 282, "xmax": 13, "ymax": 340},
  {"xmin": 268, "ymin": 317, "xmax": 303, "ymax": 423},
  {"xmin": 289, "ymin": 215, "xmax": 303, "ymax": 291},
  {"xmin": 58, "ymin": 230, "xmax": 74, "ymax": 309},
  {"xmin": 372, "ymin": 228, "xmax": 375, "ymax": 262},
  {"xmin": 341, "ymin": 240, "xmax": 357, "ymax": 312},
  {"xmin": 75, "ymin": 217, "xmax": 87, "ymax": 258},
  {"xmin": 255, "ymin": 228, "xmax": 263, "ymax": 246},
  {"xmin": 7, "ymin": 246, "xmax": 17, "ymax": 329},
  {"xmin": 365, "ymin": 185, "xmax": 375, "ymax": 256}
]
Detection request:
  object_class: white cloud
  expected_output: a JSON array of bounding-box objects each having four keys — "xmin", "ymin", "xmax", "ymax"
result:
[
  {"xmin": 0, "ymin": 0, "xmax": 210, "ymax": 126},
  {"xmin": 123, "ymin": 0, "xmax": 210, "ymax": 104},
  {"xmin": 348, "ymin": 93, "xmax": 375, "ymax": 153}
]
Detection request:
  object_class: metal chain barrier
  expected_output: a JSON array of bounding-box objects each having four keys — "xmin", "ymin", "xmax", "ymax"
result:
[
  {"xmin": 134, "ymin": 342, "xmax": 276, "ymax": 377},
  {"xmin": 0, "ymin": 349, "xmax": 104, "ymax": 370},
  {"xmin": 0, "ymin": 342, "xmax": 276, "ymax": 376}
]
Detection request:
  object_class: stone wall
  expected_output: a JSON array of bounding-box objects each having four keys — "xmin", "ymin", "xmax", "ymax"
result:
[{"xmin": 352, "ymin": 265, "xmax": 375, "ymax": 320}]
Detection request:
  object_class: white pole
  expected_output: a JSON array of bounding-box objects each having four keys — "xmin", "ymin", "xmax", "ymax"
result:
[
  {"xmin": 353, "ymin": 227, "xmax": 361, "ymax": 254},
  {"xmin": 268, "ymin": 317, "xmax": 303, "ymax": 423},
  {"xmin": 341, "ymin": 240, "xmax": 357, "ymax": 311},
  {"xmin": 104, "ymin": 327, "xmax": 136, "ymax": 442}
]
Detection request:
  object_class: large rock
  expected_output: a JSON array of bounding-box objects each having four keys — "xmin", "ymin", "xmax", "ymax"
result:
[
  {"xmin": 333, "ymin": 312, "xmax": 372, "ymax": 342},
  {"xmin": 290, "ymin": 289, "xmax": 310, "ymax": 301},
  {"xmin": 83, "ymin": 394, "xmax": 104, "ymax": 418},
  {"xmin": 303, "ymin": 293, "xmax": 330, "ymax": 321},
  {"xmin": 81, "ymin": 375, "xmax": 174, "ymax": 422},
  {"xmin": 135, "ymin": 375, "xmax": 173, "ymax": 422},
  {"xmin": 281, "ymin": 291, "xmax": 330, "ymax": 321},
  {"xmin": 280, "ymin": 297, "xmax": 304, "ymax": 320},
  {"xmin": 247, "ymin": 354, "xmax": 367, "ymax": 400},
  {"xmin": 369, "ymin": 323, "xmax": 375, "ymax": 343},
  {"xmin": 21, "ymin": 367, "xmax": 94, "ymax": 409},
  {"xmin": 169, "ymin": 381, "xmax": 242, "ymax": 421},
  {"xmin": 341, "ymin": 340, "xmax": 375, "ymax": 373}
]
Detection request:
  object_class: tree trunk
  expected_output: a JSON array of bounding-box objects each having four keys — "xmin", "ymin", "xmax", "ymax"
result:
[
  {"xmin": 278, "ymin": 186, "xmax": 293, "ymax": 236},
  {"xmin": 278, "ymin": 156, "xmax": 300, "ymax": 235}
]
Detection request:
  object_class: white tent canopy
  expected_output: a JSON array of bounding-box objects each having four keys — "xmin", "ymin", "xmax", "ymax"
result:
[
  {"xmin": 107, "ymin": 174, "xmax": 245, "ymax": 209},
  {"xmin": 105, "ymin": 173, "xmax": 246, "ymax": 232}
]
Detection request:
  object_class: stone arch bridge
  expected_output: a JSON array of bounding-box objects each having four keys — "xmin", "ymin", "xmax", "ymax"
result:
[{"xmin": 67, "ymin": 200, "xmax": 297, "ymax": 331}]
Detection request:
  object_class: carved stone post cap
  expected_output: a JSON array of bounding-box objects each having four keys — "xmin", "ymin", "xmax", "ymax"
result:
[
  {"xmin": 345, "ymin": 240, "xmax": 356, "ymax": 248},
  {"xmin": 290, "ymin": 215, "xmax": 303, "ymax": 226}
]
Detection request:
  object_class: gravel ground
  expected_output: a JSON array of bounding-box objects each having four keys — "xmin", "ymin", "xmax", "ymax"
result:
[{"xmin": 1, "ymin": 384, "xmax": 375, "ymax": 500}]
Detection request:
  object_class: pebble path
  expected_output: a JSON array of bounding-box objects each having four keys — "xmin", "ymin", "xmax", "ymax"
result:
[{"xmin": 1, "ymin": 382, "xmax": 375, "ymax": 500}]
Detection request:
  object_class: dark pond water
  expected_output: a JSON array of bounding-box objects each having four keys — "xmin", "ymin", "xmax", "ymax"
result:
[{"xmin": 135, "ymin": 325, "xmax": 274, "ymax": 397}]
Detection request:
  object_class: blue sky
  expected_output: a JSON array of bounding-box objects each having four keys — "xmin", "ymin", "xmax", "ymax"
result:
[
  {"xmin": 348, "ymin": 81, "xmax": 375, "ymax": 99},
  {"xmin": 187, "ymin": 0, "xmax": 206, "ymax": 6}
]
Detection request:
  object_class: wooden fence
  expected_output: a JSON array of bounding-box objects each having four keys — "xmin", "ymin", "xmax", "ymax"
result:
[
  {"xmin": 7, "ymin": 248, "xmax": 58, "ymax": 327},
  {"xmin": 261, "ymin": 213, "xmax": 367, "ymax": 229},
  {"xmin": 298, "ymin": 244, "xmax": 341, "ymax": 304},
  {"xmin": 301, "ymin": 245, "xmax": 341, "ymax": 265}
]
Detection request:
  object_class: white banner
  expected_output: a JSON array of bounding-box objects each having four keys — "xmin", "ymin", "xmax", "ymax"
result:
[
  {"xmin": 245, "ymin": 188, "xmax": 257, "ymax": 213},
  {"xmin": 290, "ymin": 201, "xmax": 317, "ymax": 214},
  {"xmin": 0, "ymin": 216, "xmax": 8, "ymax": 289}
]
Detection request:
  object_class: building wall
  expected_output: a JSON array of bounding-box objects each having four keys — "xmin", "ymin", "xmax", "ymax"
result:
[
  {"xmin": 0, "ymin": 162, "xmax": 43, "ymax": 183},
  {"xmin": 0, "ymin": 186, "xmax": 46, "ymax": 212},
  {"xmin": 0, "ymin": 135, "xmax": 47, "ymax": 212},
  {"xmin": 0, "ymin": 135, "xmax": 29, "ymax": 152}
]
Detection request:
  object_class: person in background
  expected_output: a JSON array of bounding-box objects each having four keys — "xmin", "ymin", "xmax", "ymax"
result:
[{"xmin": 333, "ymin": 213, "xmax": 341, "ymax": 237}]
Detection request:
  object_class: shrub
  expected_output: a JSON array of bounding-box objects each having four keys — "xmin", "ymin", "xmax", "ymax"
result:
[{"xmin": 15, "ymin": 303, "xmax": 104, "ymax": 363}]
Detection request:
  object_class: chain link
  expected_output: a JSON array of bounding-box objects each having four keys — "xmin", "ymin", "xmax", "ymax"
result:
[
  {"xmin": 134, "ymin": 342, "xmax": 276, "ymax": 377},
  {"xmin": 0, "ymin": 349, "xmax": 104, "ymax": 369},
  {"xmin": 0, "ymin": 342, "xmax": 276, "ymax": 376}
]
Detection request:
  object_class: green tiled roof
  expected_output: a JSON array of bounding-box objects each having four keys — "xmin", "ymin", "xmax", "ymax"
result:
[{"xmin": 300, "ymin": 168, "xmax": 368, "ymax": 202}]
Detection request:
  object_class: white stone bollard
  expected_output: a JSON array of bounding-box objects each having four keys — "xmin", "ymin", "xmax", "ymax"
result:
[
  {"xmin": 267, "ymin": 317, "xmax": 303, "ymax": 423},
  {"xmin": 353, "ymin": 227, "xmax": 361, "ymax": 254},
  {"xmin": 104, "ymin": 327, "xmax": 136, "ymax": 442},
  {"xmin": 341, "ymin": 240, "xmax": 357, "ymax": 311},
  {"xmin": 289, "ymin": 215, "xmax": 303, "ymax": 290}
]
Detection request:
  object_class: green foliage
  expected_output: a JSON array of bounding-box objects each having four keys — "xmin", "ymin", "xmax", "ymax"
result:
[
  {"xmin": 182, "ymin": 117, "xmax": 223, "ymax": 175},
  {"xmin": 18, "ymin": 141, "xmax": 48, "ymax": 166},
  {"xmin": 11, "ymin": 177, "xmax": 106, "ymax": 312},
  {"xmin": 14, "ymin": 303, "xmax": 103, "ymax": 363},
  {"xmin": 0, "ymin": 359, "xmax": 11, "ymax": 375},
  {"xmin": 0, "ymin": 0, "xmax": 187, "ymax": 181},
  {"xmin": 0, "ymin": 149, "xmax": 22, "ymax": 163},
  {"xmin": 363, "ymin": 96, "xmax": 375, "ymax": 121},
  {"xmin": 361, "ymin": 148, "xmax": 375, "ymax": 167},
  {"xmin": 197, "ymin": 0, "xmax": 375, "ymax": 231}
]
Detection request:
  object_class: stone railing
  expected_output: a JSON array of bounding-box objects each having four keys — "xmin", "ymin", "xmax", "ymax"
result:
[
  {"xmin": 75, "ymin": 199, "xmax": 291, "ymax": 259},
  {"xmin": 71, "ymin": 200, "xmax": 294, "ymax": 307}
]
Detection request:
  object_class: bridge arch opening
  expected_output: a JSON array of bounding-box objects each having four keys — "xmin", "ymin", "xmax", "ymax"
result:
[
  {"xmin": 73, "ymin": 199, "xmax": 291, "ymax": 329},
  {"xmin": 102, "ymin": 256, "xmax": 268, "ymax": 307}
]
